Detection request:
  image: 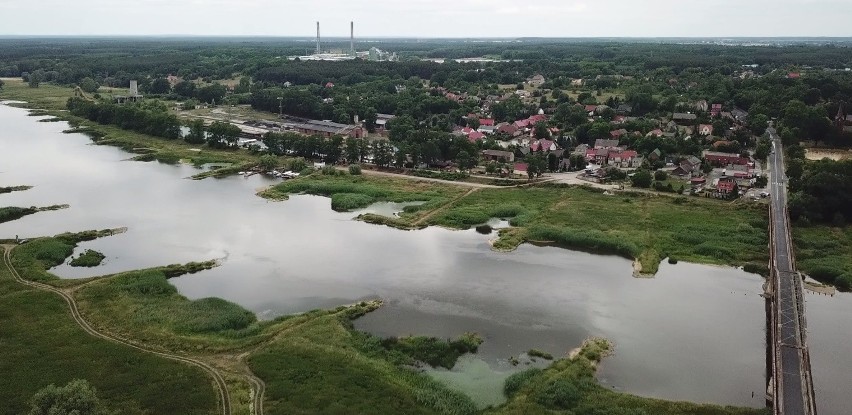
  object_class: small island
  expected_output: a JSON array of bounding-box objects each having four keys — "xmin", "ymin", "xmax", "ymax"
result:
[{"xmin": 69, "ymin": 249, "xmax": 106, "ymax": 267}]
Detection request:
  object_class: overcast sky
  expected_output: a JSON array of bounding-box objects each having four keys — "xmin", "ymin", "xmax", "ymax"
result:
[{"xmin": 1, "ymin": 0, "xmax": 850, "ymax": 37}]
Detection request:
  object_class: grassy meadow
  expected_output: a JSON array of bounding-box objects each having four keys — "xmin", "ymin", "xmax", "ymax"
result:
[
  {"xmin": 492, "ymin": 339, "xmax": 768, "ymax": 415},
  {"xmin": 260, "ymin": 172, "xmax": 467, "ymax": 214},
  {"xmin": 0, "ymin": 247, "xmax": 218, "ymax": 415},
  {"xmin": 793, "ymin": 225, "xmax": 852, "ymax": 290},
  {"xmin": 426, "ymin": 184, "xmax": 769, "ymax": 274}
]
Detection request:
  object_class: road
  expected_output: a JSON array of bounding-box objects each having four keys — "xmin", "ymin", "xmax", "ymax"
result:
[
  {"xmin": 1, "ymin": 245, "xmax": 233, "ymax": 415},
  {"xmin": 766, "ymin": 128, "xmax": 815, "ymax": 415}
]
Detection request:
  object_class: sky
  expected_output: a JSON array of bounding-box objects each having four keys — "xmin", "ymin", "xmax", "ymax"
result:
[{"xmin": 1, "ymin": 0, "xmax": 851, "ymax": 37}]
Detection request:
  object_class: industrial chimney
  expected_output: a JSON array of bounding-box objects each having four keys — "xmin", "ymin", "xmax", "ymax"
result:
[
  {"xmin": 350, "ymin": 21, "xmax": 355, "ymax": 56},
  {"xmin": 316, "ymin": 21, "xmax": 321, "ymax": 54}
]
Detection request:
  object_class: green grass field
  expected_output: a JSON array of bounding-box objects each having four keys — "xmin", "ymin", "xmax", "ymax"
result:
[
  {"xmin": 426, "ymin": 184, "xmax": 769, "ymax": 274},
  {"xmin": 793, "ymin": 225, "xmax": 852, "ymax": 290},
  {"xmin": 0, "ymin": 249, "xmax": 218, "ymax": 415},
  {"xmin": 493, "ymin": 339, "xmax": 768, "ymax": 415},
  {"xmin": 260, "ymin": 172, "xmax": 467, "ymax": 215}
]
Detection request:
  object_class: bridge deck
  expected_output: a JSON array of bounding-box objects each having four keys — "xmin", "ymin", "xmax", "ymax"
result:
[{"xmin": 767, "ymin": 131, "xmax": 816, "ymax": 415}]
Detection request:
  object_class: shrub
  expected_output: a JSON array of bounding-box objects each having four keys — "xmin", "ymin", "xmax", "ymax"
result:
[
  {"xmin": 528, "ymin": 349, "xmax": 553, "ymax": 360},
  {"xmin": 348, "ymin": 164, "xmax": 362, "ymax": 175},
  {"xmin": 330, "ymin": 193, "xmax": 375, "ymax": 211},
  {"xmin": 654, "ymin": 170, "xmax": 668, "ymax": 181},
  {"xmin": 504, "ymin": 368, "xmax": 543, "ymax": 397},
  {"xmin": 69, "ymin": 250, "xmax": 105, "ymax": 267},
  {"xmin": 536, "ymin": 379, "xmax": 581, "ymax": 410}
]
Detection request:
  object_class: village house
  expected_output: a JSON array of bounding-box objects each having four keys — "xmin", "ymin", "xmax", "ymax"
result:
[
  {"xmin": 528, "ymin": 74, "xmax": 546, "ymax": 87},
  {"xmin": 610, "ymin": 128, "xmax": 628, "ymax": 139},
  {"xmin": 606, "ymin": 150, "xmax": 641, "ymax": 168},
  {"xmin": 711, "ymin": 103, "xmax": 722, "ymax": 117},
  {"xmin": 672, "ymin": 113, "xmax": 697, "ymax": 125},
  {"xmin": 730, "ymin": 108, "xmax": 749, "ymax": 122},
  {"xmin": 594, "ymin": 139, "xmax": 620, "ymax": 149},
  {"xmin": 497, "ymin": 123, "xmax": 520, "ymax": 137},
  {"xmin": 698, "ymin": 124, "xmax": 714, "ymax": 136},
  {"xmin": 703, "ymin": 150, "xmax": 749, "ymax": 166},
  {"xmin": 672, "ymin": 156, "xmax": 702, "ymax": 177},
  {"xmin": 293, "ymin": 119, "xmax": 363, "ymax": 138},
  {"xmin": 714, "ymin": 177, "xmax": 738, "ymax": 198},
  {"xmin": 481, "ymin": 149, "xmax": 515, "ymax": 163}
]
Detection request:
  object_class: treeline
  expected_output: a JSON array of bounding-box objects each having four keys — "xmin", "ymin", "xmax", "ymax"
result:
[
  {"xmin": 787, "ymin": 145, "xmax": 852, "ymax": 225},
  {"xmin": 67, "ymin": 98, "xmax": 181, "ymax": 139}
]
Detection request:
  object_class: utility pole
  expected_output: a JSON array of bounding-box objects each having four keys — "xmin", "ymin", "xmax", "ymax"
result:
[{"xmin": 278, "ymin": 96, "xmax": 283, "ymax": 118}]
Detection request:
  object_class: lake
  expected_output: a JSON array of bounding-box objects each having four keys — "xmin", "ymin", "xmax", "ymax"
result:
[{"xmin": 1, "ymin": 103, "xmax": 849, "ymax": 413}]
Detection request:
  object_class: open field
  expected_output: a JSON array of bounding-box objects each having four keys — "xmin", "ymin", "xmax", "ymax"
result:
[
  {"xmin": 804, "ymin": 148, "xmax": 852, "ymax": 161},
  {"xmin": 793, "ymin": 225, "xmax": 852, "ymax": 290},
  {"xmin": 495, "ymin": 338, "xmax": 768, "ymax": 415},
  {"xmin": 427, "ymin": 184, "xmax": 769, "ymax": 274},
  {"xmin": 0, "ymin": 245, "xmax": 218, "ymax": 415},
  {"xmin": 267, "ymin": 173, "xmax": 770, "ymax": 275},
  {"xmin": 260, "ymin": 171, "xmax": 468, "ymax": 215}
]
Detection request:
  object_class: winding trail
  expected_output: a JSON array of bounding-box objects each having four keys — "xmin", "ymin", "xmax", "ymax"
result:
[
  {"xmin": 412, "ymin": 187, "xmax": 480, "ymax": 227},
  {"xmin": 2, "ymin": 245, "xmax": 232, "ymax": 415}
]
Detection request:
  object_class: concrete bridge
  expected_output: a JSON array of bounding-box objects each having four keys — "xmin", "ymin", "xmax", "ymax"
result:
[{"xmin": 765, "ymin": 128, "xmax": 817, "ymax": 415}]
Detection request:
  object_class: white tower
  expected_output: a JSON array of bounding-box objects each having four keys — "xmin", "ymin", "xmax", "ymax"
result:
[
  {"xmin": 316, "ymin": 22, "xmax": 321, "ymax": 54},
  {"xmin": 350, "ymin": 21, "xmax": 355, "ymax": 56}
]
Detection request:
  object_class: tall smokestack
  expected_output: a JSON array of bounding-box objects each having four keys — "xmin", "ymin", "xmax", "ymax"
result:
[
  {"xmin": 316, "ymin": 21, "xmax": 321, "ymax": 54},
  {"xmin": 350, "ymin": 21, "xmax": 355, "ymax": 56}
]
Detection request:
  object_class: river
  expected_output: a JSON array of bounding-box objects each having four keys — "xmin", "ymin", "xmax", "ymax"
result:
[{"xmin": 0, "ymin": 103, "xmax": 849, "ymax": 413}]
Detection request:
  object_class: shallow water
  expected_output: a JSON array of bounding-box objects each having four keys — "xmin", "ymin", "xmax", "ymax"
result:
[{"xmin": 1, "ymin": 104, "xmax": 849, "ymax": 413}]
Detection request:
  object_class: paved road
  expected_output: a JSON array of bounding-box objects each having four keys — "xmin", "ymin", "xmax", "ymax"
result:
[
  {"xmin": 767, "ymin": 129, "xmax": 813, "ymax": 415},
  {"xmin": 2, "ymin": 245, "xmax": 233, "ymax": 415}
]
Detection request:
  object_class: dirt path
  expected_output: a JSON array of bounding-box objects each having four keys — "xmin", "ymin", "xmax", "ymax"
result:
[
  {"xmin": 412, "ymin": 187, "xmax": 480, "ymax": 227},
  {"xmin": 1, "ymin": 245, "xmax": 232, "ymax": 415},
  {"xmin": 353, "ymin": 168, "xmax": 500, "ymax": 188}
]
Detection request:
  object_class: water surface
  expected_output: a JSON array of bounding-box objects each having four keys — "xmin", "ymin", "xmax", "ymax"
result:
[{"xmin": 1, "ymin": 104, "xmax": 848, "ymax": 413}]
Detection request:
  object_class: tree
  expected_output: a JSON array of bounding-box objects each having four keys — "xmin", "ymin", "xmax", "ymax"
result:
[
  {"xmin": 29, "ymin": 379, "xmax": 106, "ymax": 415},
  {"xmin": 363, "ymin": 107, "xmax": 378, "ymax": 133},
  {"xmin": 526, "ymin": 154, "xmax": 546, "ymax": 179},
  {"xmin": 654, "ymin": 170, "xmax": 668, "ymax": 181},
  {"xmin": 457, "ymin": 150, "xmax": 474, "ymax": 170},
  {"xmin": 206, "ymin": 121, "xmax": 240, "ymax": 148},
  {"xmin": 185, "ymin": 119, "xmax": 206, "ymax": 144},
  {"xmin": 631, "ymin": 170, "xmax": 653, "ymax": 188},
  {"xmin": 78, "ymin": 77, "xmax": 99, "ymax": 93},
  {"xmin": 345, "ymin": 138, "xmax": 363, "ymax": 163},
  {"xmin": 485, "ymin": 161, "xmax": 497, "ymax": 175},
  {"xmin": 533, "ymin": 122, "xmax": 550, "ymax": 139},
  {"xmin": 149, "ymin": 78, "xmax": 171, "ymax": 95},
  {"xmin": 197, "ymin": 83, "xmax": 227, "ymax": 104},
  {"xmin": 28, "ymin": 69, "xmax": 44, "ymax": 88},
  {"xmin": 259, "ymin": 154, "xmax": 278, "ymax": 171},
  {"xmin": 0, "ymin": 78, "xmax": 4, "ymax": 90},
  {"xmin": 174, "ymin": 81, "xmax": 196, "ymax": 98},
  {"xmin": 373, "ymin": 141, "xmax": 394, "ymax": 168}
]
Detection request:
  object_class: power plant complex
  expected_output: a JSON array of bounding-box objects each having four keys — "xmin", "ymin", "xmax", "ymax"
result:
[{"xmin": 289, "ymin": 21, "xmax": 397, "ymax": 62}]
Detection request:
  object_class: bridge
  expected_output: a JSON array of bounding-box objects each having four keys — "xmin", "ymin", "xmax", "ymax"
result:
[{"xmin": 765, "ymin": 128, "xmax": 817, "ymax": 415}]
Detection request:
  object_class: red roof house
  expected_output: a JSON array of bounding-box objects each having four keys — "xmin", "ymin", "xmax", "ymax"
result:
[
  {"xmin": 479, "ymin": 118, "xmax": 495, "ymax": 126},
  {"xmin": 467, "ymin": 131, "xmax": 485, "ymax": 143}
]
